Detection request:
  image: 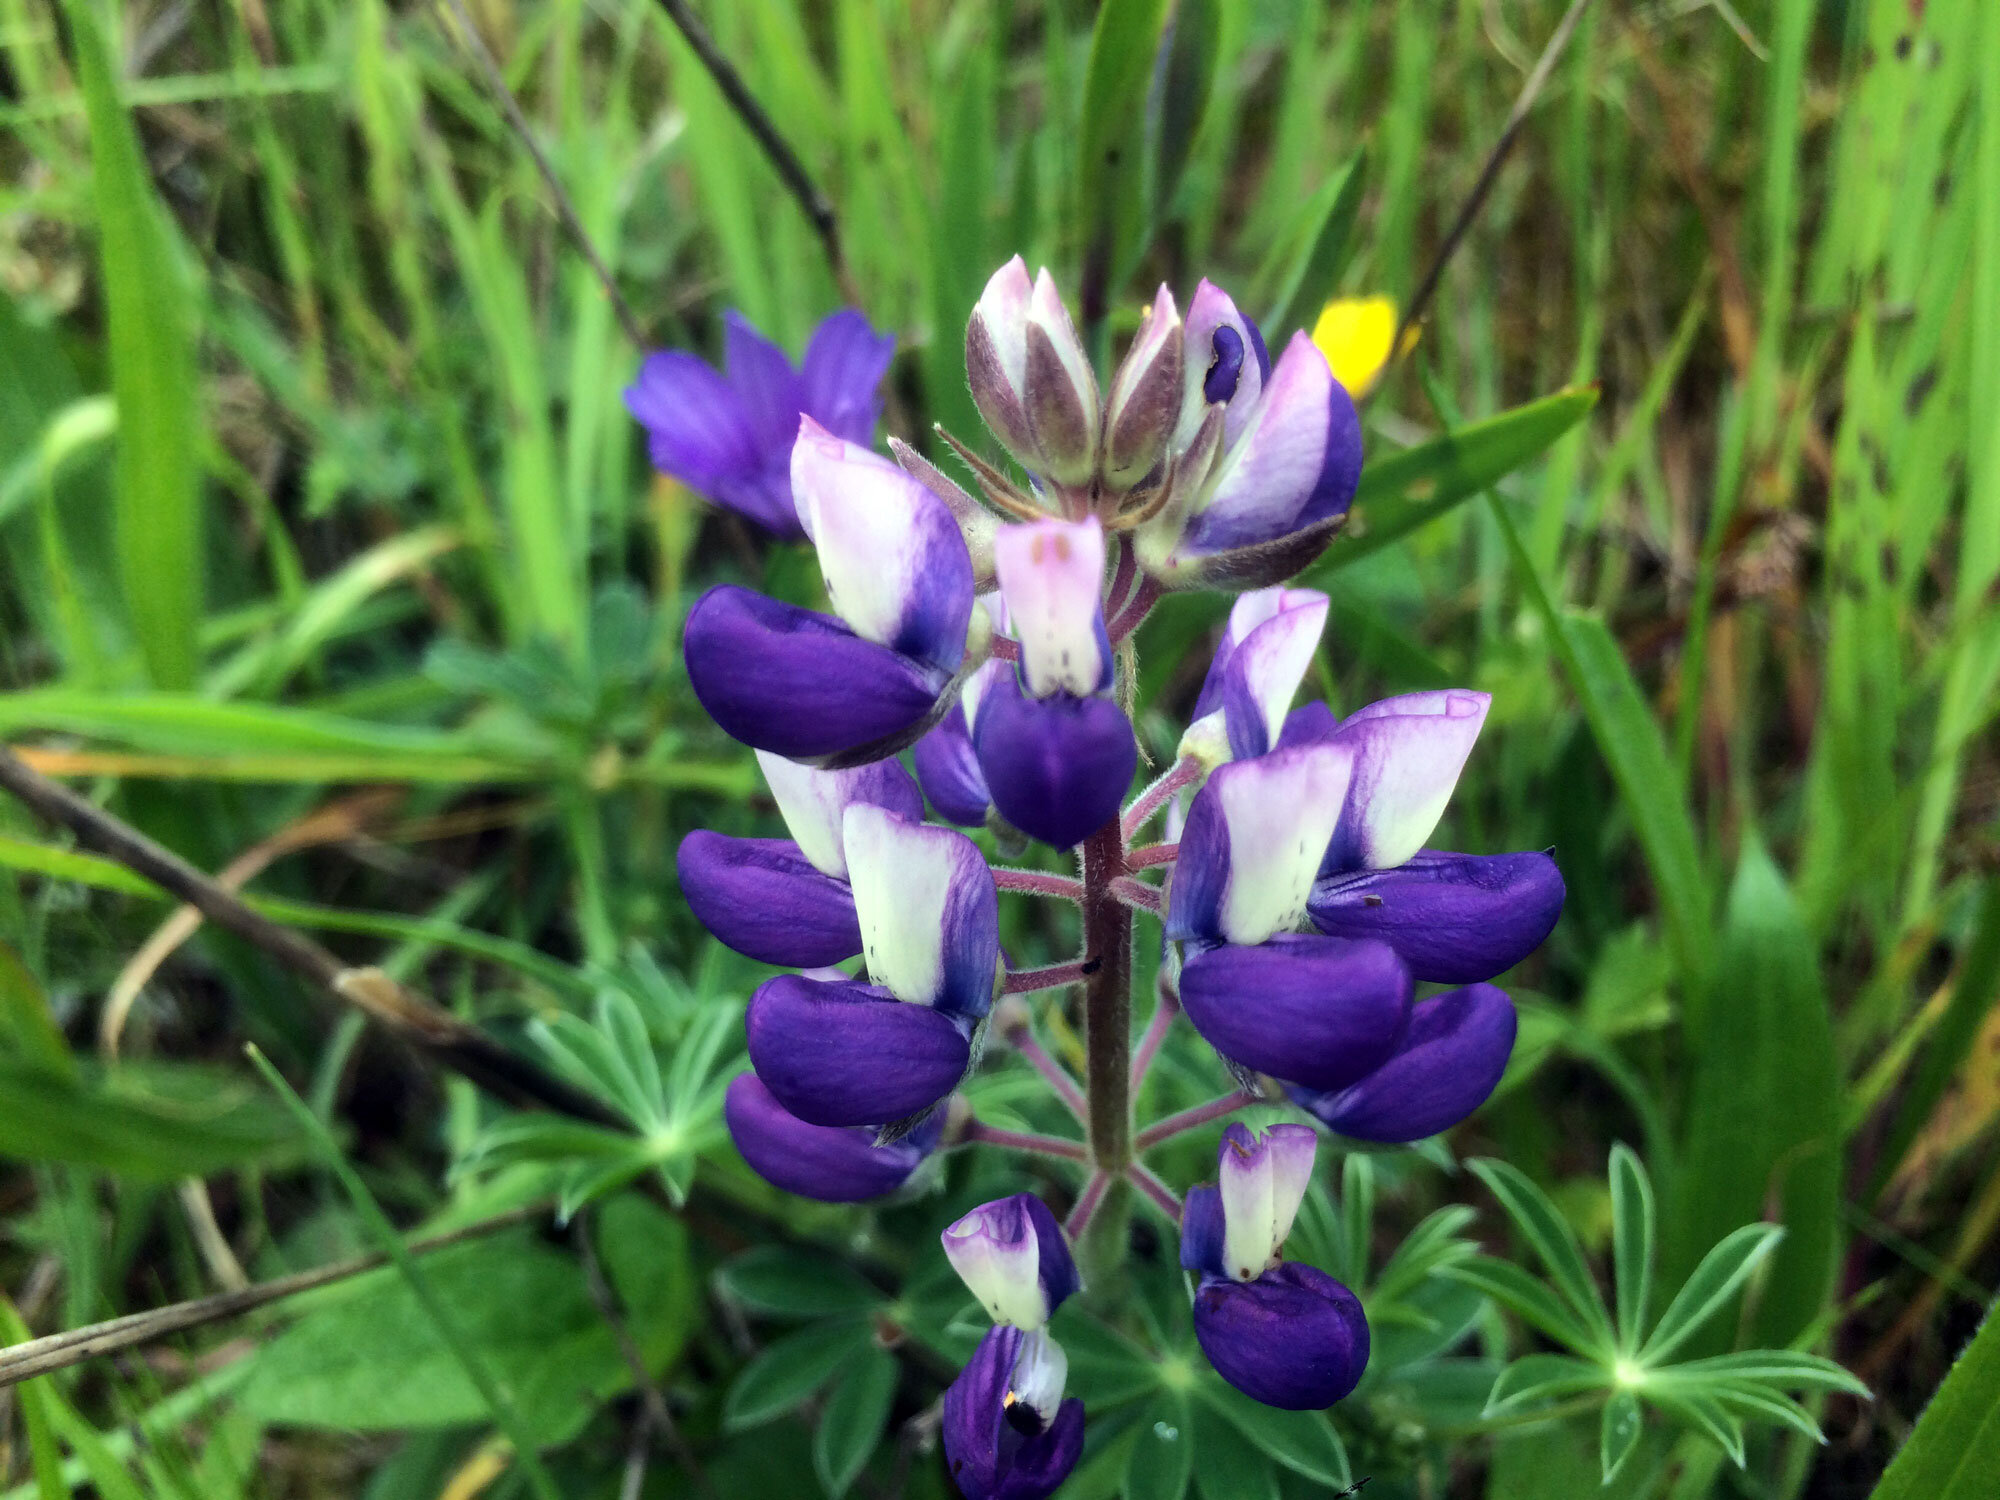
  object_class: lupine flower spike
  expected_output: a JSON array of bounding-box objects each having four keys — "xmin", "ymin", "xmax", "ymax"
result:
[{"xmin": 667, "ymin": 261, "xmax": 1566, "ymax": 1497}]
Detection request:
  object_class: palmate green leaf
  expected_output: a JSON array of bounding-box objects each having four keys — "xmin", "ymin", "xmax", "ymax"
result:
[
  {"xmin": 1702, "ymin": 1384, "xmax": 1824, "ymax": 1445},
  {"xmin": 1056, "ymin": 1315, "xmax": 1162, "ymax": 1408},
  {"xmin": 1650, "ymin": 1391, "xmax": 1746, "ymax": 1467},
  {"xmin": 1442, "ymin": 1257, "xmax": 1599, "ymax": 1353},
  {"xmin": 1187, "ymin": 1398, "xmax": 1279, "ymax": 1500},
  {"xmin": 812, "ymin": 1345, "xmax": 897, "ymax": 1499},
  {"xmin": 1867, "ymin": 1304, "xmax": 2000, "ymax": 1500},
  {"xmin": 1123, "ymin": 1390, "xmax": 1192, "ymax": 1500},
  {"xmin": 719, "ymin": 1247, "xmax": 884, "ymax": 1320},
  {"xmin": 1311, "ymin": 387, "xmax": 1599, "ymax": 578},
  {"xmin": 1600, "ymin": 1389, "xmax": 1643, "ymax": 1485},
  {"xmin": 1663, "ymin": 1350, "xmax": 1867, "ymax": 1396},
  {"xmin": 67, "ymin": 0, "xmax": 202, "ymax": 689},
  {"xmin": 1608, "ymin": 1143, "xmax": 1656, "ymax": 1348},
  {"xmin": 1667, "ymin": 839, "xmax": 1841, "ymax": 1352},
  {"xmin": 1196, "ymin": 1377, "xmax": 1350, "ymax": 1488},
  {"xmin": 723, "ymin": 1320, "xmax": 871, "ymax": 1432},
  {"xmin": 1483, "ymin": 1354, "xmax": 1608, "ymax": 1417},
  {"xmin": 1468, "ymin": 1159, "xmax": 1617, "ymax": 1357},
  {"xmin": 1638, "ymin": 1224, "xmax": 1783, "ymax": 1366}
]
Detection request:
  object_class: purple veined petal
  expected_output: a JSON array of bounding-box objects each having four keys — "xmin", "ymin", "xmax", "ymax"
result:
[
  {"xmin": 1193, "ymin": 1262, "xmax": 1370, "ymax": 1410},
  {"xmin": 1180, "ymin": 332, "xmax": 1341, "ymax": 556},
  {"xmin": 683, "ymin": 586, "xmax": 948, "ymax": 761},
  {"xmin": 624, "ymin": 352, "xmax": 758, "ymax": 489},
  {"xmin": 941, "ymin": 1193, "xmax": 1082, "ymax": 1329},
  {"xmin": 1022, "ymin": 270, "xmax": 1102, "ymax": 484},
  {"xmin": 799, "ymin": 308, "xmax": 896, "ymax": 445},
  {"xmin": 1296, "ymin": 365, "xmax": 1363, "ymax": 531},
  {"xmin": 793, "ymin": 420, "xmax": 976, "ymax": 675},
  {"xmin": 711, "ymin": 461, "xmax": 810, "ymax": 539},
  {"xmin": 1308, "ymin": 849, "xmax": 1565, "ymax": 983},
  {"xmin": 943, "ymin": 1325, "xmax": 1086, "ymax": 1500},
  {"xmin": 1291, "ymin": 983, "xmax": 1517, "ymax": 1143},
  {"xmin": 1278, "ymin": 700, "xmax": 1340, "ymax": 748},
  {"xmin": 972, "ymin": 675, "xmax": 1137, "ymax": 851},
  {"xmin": 1103, "ymin": 284, "xmax": 1184, "ymax": 487},
  {"xmin": 1178, "ymin": 934, "xmax": 1410, "ymax": 1092},
  {"xmin": 1323, "ymin": 689, "xmax": 1492, "ymax": 872},
  {"xmin": 1217, "ymin": 1122, "xmax": 1319, "ymax": 1282},
  {"xmin": 994, "ymin": 518, "xmax": 1111, "ymax": 697},
  {"xmin": 1218, "ymin": 590, "xmax": 1329, "ymax": 759},
  {"xmin": 1179, "ymin": 280, "xmax": 1267, "ymax": 448},
  {"xmin": 724, "ymin": 1073, "xmax": 940, "ymax": 1202},
  {"xmin": 675, "ymin": 831, "xmax": 861, "ymax": 968},
  {"xmin": 1179, "ymin": 1183, "xmax": 1229, "ymax": 1280},
  {"xmin": 1163, "ymin": 744, "xmax": 1353, "ymax": 947},
  {"xmin": 722, "ymin": 310, "xmax": 808, "ymax": 456},
  {"xmin": 913, "ymin": 701, "xmax": 994, "ymax": 826},
  {"xmin": 843, "ymin": 804, "xmax": 1000, "ymax": 1017},
  {"xmin": 746, "ymin": 973, "xmax": 972, "ymax": 1128},
  {"xmin": 754, "ymin": 750, "xmax": 924, "ymax": 877},
  {"xmin": 974, "ymin": 257, "xmax": 1034, "ymax": 392}
]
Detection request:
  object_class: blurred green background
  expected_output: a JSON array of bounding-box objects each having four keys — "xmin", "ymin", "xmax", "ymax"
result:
[{"xmin": 0, "ymin": 0, "xmax": 1995, "ymax": 1495}]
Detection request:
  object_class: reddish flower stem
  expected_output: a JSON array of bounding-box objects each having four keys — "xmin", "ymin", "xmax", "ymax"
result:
[
  {"xmin": 1126, "ymin": 842, "xmax": 1179, "ymax": 870},
  {"xmin": 960, "ymin": 1120, "xmax": 1089, "ymax": 1162},
  {"xmin": 1065, "ymin": 1171, "xmax": 1112, "ymax": 1237},
  {"xmin": 1011, "ymin": 1030, "xmax": 1088, "ymax": 1120},
  {"xmin": 1121, "ymin": 756, "xmax": 1199, "ymax": 842},
  {"xmin": 1106, "ymin": 578, "xmax": 1161, "ymax": 644},
  {"xmin": 1108, "ymin": 876, "xmax": 1161, "ymax": 914},
  {"xmin": 1127, "ymin": 1163, "xmax": 1182, "ymax": 1221},
  {"xmin": 1128, "ymin": 978, "xmax": 1180, "ymax": 1092},
  {"xmin": 1080, "ymin": 821, "xmax": 1134, "ymax": 1172},
  {"xmin": 1134, "ymin": 1091, "xmax": 1258, "ymax": 1152},
  {"xmin": 990, "ymin": 867, "xmax": 1086, "ymax": 901},
  {"xmin": 1002, "ymin": 960, "xmax": 1092, "ymax": 995}
]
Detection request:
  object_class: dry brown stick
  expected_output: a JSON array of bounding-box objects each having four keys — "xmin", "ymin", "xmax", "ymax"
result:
[
  {"xmin": 1393, "ymin": 0, "xmax": 1598, "ymax": 361},
  {"xmin": 0, "ymin": 1203, "xmax": 544, "ymax": 1389},
  {"xmin": 0, "ymin": 744, "xmax": 621, "ymax": 1128},
  {"xmin": 650, "ymin": 0, "xmax": 862, "ymax": 307}
]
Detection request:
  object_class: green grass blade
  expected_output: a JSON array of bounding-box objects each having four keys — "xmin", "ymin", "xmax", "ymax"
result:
[
  {"xmin": 1866, "ymin": 1302, "xmax": 2000, "ymax": 1500},
  {"xmin": 66, "ymin": 0, "xmax": 202, "ymax": 687}
]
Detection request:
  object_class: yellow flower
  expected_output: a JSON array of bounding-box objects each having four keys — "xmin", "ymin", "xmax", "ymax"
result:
[{"xmin": 1311, "ymin": 295, "xmax": 1414, "ymax": 397}]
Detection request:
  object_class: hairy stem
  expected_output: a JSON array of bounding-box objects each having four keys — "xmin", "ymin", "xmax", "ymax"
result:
[
  {"xmin": 1135, "ymin": 1091, "xmax": 1258, "ymax": 1152},
  {"xmin": 1002, "ymin": 959, "xmax": 1094, "ymax": 994},
  {"xmin": 961, "ymin": 1121, "xmax": 1089, "ymax": 1161},
  {"xmin": 1127, "ymin": 1164, "xmax": 1183, "ymax": 1222},
  {"xmin": 1108, "ymin": 875, "xmax": 1162, "ymax": 914},
  {"xmin": 1080, "ymin": 820, "xmax": 1134, "ymax": 1173},
  {"xmin": 1128, "ymin": 973, "xmax": 1181, "ymax": 1092},
  {"xmin": 1065, "ymin": 1171, "xmax": 1112, "ymax": 1238},
  {"xmin": 1122, "ymin": 756, "xmax": 1199, "ymax": 841},
  {"xmin": 1007, "ymin": 1028, "xmax": 1088, "ymax": 1120},
  {"xmin": 1126, "ymin": 842, "xmax": 1179, "ymax": 870},
  {"xmin": 990, "ymin": 867, "xmax": 1086, "ymax": 901}
]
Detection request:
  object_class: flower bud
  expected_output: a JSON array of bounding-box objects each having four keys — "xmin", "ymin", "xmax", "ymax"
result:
[
  {"xmin": 966, "ymin": 258, "xmax": 1101, "ymax": 487},
  {"xmin": 1102, "ymin": 286, "xmax": 1184, "ymax": 490}
]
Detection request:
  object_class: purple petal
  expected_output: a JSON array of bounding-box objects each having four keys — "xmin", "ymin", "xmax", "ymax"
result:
[
  {"xmin": 745, "ymin": 974, "xmax": 971, "ymax": 1128},
  {"xmin": 994, "ymin": 518, "xmax": 1111, "ymax": 697},
  {"xmin": 1297, "ymin": 367, "xmax": 1363, "ymax": 531},
  {"xmin": 800, "ymin": 309, "xmax": 896, "ymax": 444},
  {"xmin": 1163, "ymin": 746, "xmax": 1353, "ymax": 947},
  {"xmin": 844, "ymin": 805, "xmax": 999, "ymax": 1018},
  {"xmin": 941, "ymin": 1194, "xmax": 1081, "ymax": 1328},
  {"xmin": 756, "ymin": 751, "xmax": 924, "ymax": 877},
  {"xmin": 1194, "ymin": 1262, "xmax": 1370, "ymax": 1409},
  {"xmin": 913, "ymin": 702, "xmax": 993, "ymax": 826},
  {"xmin": 626, "ymin": 352, "xmax": 805, "ymax": 534},
  {"xmin": 793, "ymin": 421, "xmax": 975, "ymax": 674},
  {"xmin": 1292, "ymin": 983, "xmax": 1518, "ymax": 1142},
  {"xmin": 675, "ymin": 831, "xmax": 860, "ymax": 968},
  {"xmin": 1189, "ymin": 588, "xmax": 1329, "ymax": 757},
  {"xmin": 724, "ymin": 1073, "xmax": 938, "ymax": 1201},
  {"xmin": 1182, "ymin": 333, "xmax": 1342, "ymax": 555},
  {"xmin": 683, "ymin": 585, "xmax": 947, "ymax": 761},
  {"xmin": 972, "ymin": 675, "xmax": 1136, "ymax": 850},
  {"xmin": 1204, "ymin": 324, "xmax": 1246, "ymax": 404},
  {"xmin": 1180, "ymin": 280, "xmax": 1266, "ymax": 448},
  {"xmin": 1324, "ymin": 690, "xmax": 1491, "ymax": 872},
  {"xmin": 943, "ymin": 1326, "xmax": 1086, "ymax": 1500},
  {"xmin": 1179, "ymin": 1183, "xmax": 1228, "ymax": 1279},
  {"xmin": 1179, "ymin": 934, "xmax": 1410, "ymax": 1091},
  {"xmin": 1278, "ymin": 700, "xmax": 1340, "ymax": 747},
  {"xmin": 1308, "ymin": 850, "xmax": 1565, "ymax": 983},
  {"xmin": 722, "ymin": 311, "xmax": 807, "ymax": 455}
]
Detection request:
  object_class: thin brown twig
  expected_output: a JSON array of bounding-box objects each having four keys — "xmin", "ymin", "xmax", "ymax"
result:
[
  {"xmin": 435, "ymin": 0, "xmax": 647, "ymax": 349},
  {"xmin": 1393, "ymin": 0, "xmax": 1598, "ymax": 362},
  {"xmin": 0, "ymin": 1203, "xmax": 544, "ymax": 1389},
  {"xmin": 0, "ymin": 744, "xmax": 621, "ymax": 1125},
  {"xmin": 650, "ymin": 0, "xmax": 862, "ymax": 307}
]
